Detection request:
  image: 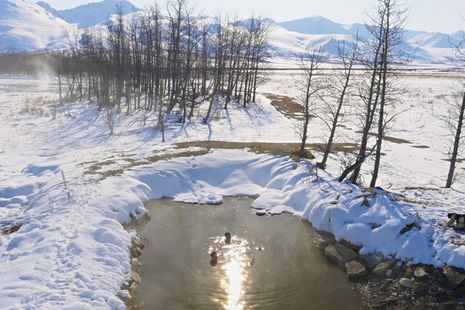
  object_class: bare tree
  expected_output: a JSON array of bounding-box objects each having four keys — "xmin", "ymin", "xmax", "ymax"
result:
[
  {"xmin": 440, "ymin": 36, "xmax": 465, "ymax": 188},
  {"xmin": 339, "ymin": 0, "xmax": 406, "ymax": 186},
  {"xmin": 443, "ymin": 90, "xmax": 465, "ymax": 188},
  {"xmin": 297, "ymin": 48, "xmax": 327, "ymax": 158},
  {"xmin": 369, "ymin": 0, "xmax": 407, "ymax": 187},
  {"xmin": 318, "ymin": 40, "xmax": 359, "ymax": 169}
]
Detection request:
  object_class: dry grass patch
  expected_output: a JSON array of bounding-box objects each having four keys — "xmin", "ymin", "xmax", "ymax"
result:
[
  {"xmin": 262, "ymin": 92, "xmax": 305, "ymax": 121},
  {"xmin": 175, "ymin": 140, "xmax": 358, "ymax": 161}
]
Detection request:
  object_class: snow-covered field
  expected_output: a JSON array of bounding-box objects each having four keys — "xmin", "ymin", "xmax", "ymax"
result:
[
  {"xmin": 262, "ymin": 71, "xmax": 465, "ymax": 190},
  {"xmin": 0, "ymin": 72, "xmax": 464, "ymax": 308}
]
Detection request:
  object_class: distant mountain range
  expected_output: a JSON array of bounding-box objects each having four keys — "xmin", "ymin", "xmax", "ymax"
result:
[
  {"xmin": 37, "ymin": 0, "xmax": 139, "ymax": 28},
  {"xmin": 0, "ymin": 0, "xmax": 463, "ymax": 64},
  {"xmin": 269, "ymin": 17, "xmax": 464, "ymax": 63}
]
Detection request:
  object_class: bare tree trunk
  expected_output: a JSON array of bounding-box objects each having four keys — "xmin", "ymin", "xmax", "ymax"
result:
[
  {"xmin": 446, "ymin": 92, "xmax": 465, "ymax": 188},
  {"xmin": 299, "ymin": 82, "xmax": 311, "ymax": 158},
  {"xmin": 297, "ymin": 48, "xmax": 325, "ymax": 158},
  {"xmin": 320, "ymin": 42, "xmax": 357, "ymax": 169}
]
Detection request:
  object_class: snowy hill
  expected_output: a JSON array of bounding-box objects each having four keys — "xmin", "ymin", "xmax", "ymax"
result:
[
  {"xmin": 278, "ymin": 16, "xmax": 348, "ymax": 35},
  {"xmin": 268, "ymin": 22, "xmax": 430, "ymax": 62},
  {"xmin": 271, "ymin": 16, "xmax": 463, "ymax": 63},
  {"xmin": 38, "ymin": 0, "xmax": 140, "ymax": 28},
  {"xmin": 0, "ymin": 0, "xmax": 75, "ymax": 52},
  {"xmin": 35, "ymin": 1, "xmax": 62, "ymax": 19},
  {"xmin": 1, "ymin": 1, "xmax": 463, "ymax": 63}
]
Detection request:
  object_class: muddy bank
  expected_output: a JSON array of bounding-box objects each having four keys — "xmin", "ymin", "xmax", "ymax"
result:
[{"xmin": 175, "ymin": 140, "xmax": 357, "ymax": 160}]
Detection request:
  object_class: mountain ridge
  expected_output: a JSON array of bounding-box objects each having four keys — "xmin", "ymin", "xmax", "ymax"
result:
[
  {"xmin": 1, "ymin": 0, "xmax": 463, "ymax": 63},
  {"xmin": 38, "ymin": 0, "xmax": 139, "ymax": 28}
]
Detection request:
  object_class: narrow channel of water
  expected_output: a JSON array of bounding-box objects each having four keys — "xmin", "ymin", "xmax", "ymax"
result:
[{"xmin": 136, "ymin": 197, "xmax": 365, "ymax": 310}]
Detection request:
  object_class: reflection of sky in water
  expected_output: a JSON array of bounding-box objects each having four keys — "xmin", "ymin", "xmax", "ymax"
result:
[{"xmin": 209, "ymin": 235, "xmax": 253, "ymax": 310}]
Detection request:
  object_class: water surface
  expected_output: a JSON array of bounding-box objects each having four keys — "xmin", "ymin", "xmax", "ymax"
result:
[{"xmin": 137, "ymin": 197, "xmax": 365, "ymax": 310}]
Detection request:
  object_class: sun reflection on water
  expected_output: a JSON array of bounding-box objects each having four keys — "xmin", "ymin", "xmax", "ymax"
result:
[{"xmin": 210, "ymin": 236, "xmax": 251, "ymax": 310}]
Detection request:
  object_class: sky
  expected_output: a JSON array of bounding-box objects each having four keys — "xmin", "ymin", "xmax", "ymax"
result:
[{"xmin": 40, "ymin": 0, "xmax": 465, "ymax": 33}]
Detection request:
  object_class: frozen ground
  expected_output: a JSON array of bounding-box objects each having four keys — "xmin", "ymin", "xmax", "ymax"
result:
[{"xmin": 0, "ymin": 71, "xmax": 464, "ymax": 308}]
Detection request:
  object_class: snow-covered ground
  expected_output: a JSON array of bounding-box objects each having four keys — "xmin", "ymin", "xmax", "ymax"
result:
[
  {"xmin": 261, "ymin": 71, "xmax": 465, "ymax": 191},
  {"xmin": 0, "ymin": 72, "xmax": 464, "ymax": 308}
]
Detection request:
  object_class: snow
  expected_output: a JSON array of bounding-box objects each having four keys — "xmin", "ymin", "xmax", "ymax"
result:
[
  {"xmin": 278, "ymin": 16, "xmax": 348, "ymax": 35},
  {"xmin": 0, "ymin": 72, "xmax": 464, "ymax": 308},
  {"xmin": 0, "ymin": 0, "xmax": 75, "ymax": 52},
  {"xmin": 45, "ymin": 0, "xmax": 140, "ymax": 29}
]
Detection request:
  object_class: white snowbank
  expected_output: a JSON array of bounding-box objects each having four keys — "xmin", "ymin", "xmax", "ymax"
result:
[{"xmin": 107, "ymin": 150, "xmax": 465, "ymax": 271}]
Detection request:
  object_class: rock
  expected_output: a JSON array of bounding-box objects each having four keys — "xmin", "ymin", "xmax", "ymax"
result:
[
  {"xmin": 315, "ymin": 237, "xmax": 329, "ymax": 249},
  {"xmin": 129, "ymin": 281, "xmax": 138, "ymax": 296},
  {"xmin": 414, "ymin": 283, "xmax": 429, "ymax": 296},
  {"xmin": 335, "ymin": 243, "xmax": 358, "ymax": 260},
  {"xmin": 131, "ymin": 246, "xmax": 143, "ymax": 258},
  {"xmin": 131, "ymin": 258, "xmax": 140, "ymax": 271},
  {"xmin": 443, "ymin": 266, "xmax": 465, "ymax": 286},
  {"xmin": 317, "ymin": 231, "xmax": 337, "ymax": 245},
  {"xmin": 255, "ymin": 210, "xmax": 267, "ymax": 216},
  {"xmin": 373, "ymin": 259, "xmax": 397, "ymax": 276},
  {"xmin": 340, "ymin": 239, "xmax": 361, "ymax": 252},
  {"xmin": 324, "ymin": 244, "xmax": 357, "ymax": 268},
  {"xmin": 386, "ymin": 269, "xmax": 393, "ymax": 278},
  {"xmin": 131, "ymin": 271, "xmax": 142, "ymax": 284},
  {"xmin": 392, "ymin": 263, "xmax": 402, "ymax": 272},
  {"xmin": 414, "ymin": 267, "xmax": 428, "ymax": 278},
  {"xmin": 133, "ymin": 238, "xmax": 145, "ymax": 250},
  {"xmin": 399, "ymin": 278, "xmax": 413, "ymax": 288},
  {"xmin": 360, "ymin": 253, "xmax": 384, "ymax": 270},
  {"xmin": 345, "ymin": 260, "xmax": 367, "ymax": 280},
  {"xmin": 405, "ymin": 267, "xmax": 414, "ymax": 277},
  {"xmin": 324, "ymin": 246, "xmax": 341, "ymax": 266}
]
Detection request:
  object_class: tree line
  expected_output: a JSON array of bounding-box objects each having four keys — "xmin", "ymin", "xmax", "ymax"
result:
[{"xmin": 59, "ymin": 0, "xmax": 269, "ymax": 136}]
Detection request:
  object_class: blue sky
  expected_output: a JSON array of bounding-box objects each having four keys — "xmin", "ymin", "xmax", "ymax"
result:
[{"xmin": 42, "ymin": 0, "xmax": 465, "ymax": 33}]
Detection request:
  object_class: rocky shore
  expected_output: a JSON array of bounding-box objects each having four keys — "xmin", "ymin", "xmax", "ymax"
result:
[
  {"xmin": 316, "ymin": 231, "xmax": 465, "ymax": 309},
  {"xmin": 120, "ymin": 236, "xmax": 145, "ymax": 310}
]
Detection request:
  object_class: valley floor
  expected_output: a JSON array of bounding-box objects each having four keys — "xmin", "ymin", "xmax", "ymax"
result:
[{"xmin": 0, "ymin": 72, "xmax": 464, "ymax": 308}]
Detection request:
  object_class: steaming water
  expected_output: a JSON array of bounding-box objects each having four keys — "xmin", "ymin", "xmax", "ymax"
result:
[{"xmin": 136, "ymin": 197, "xmax": 365, "ymax": 310}]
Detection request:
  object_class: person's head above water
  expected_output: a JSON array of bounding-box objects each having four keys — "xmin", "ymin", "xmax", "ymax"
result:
[
  {"xmin": 210, "ymin": 251, "xmax": 218, "ymax": 266},
  {"xmin": 224, "ymin": 232, "xmax": 231, "ymax": 244}
]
